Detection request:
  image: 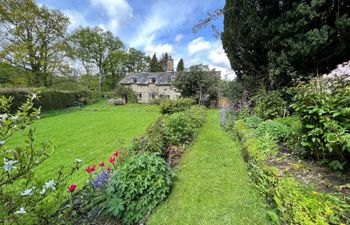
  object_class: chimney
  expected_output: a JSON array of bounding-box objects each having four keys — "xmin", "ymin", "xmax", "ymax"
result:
[{"xmin": 166, "ymin": 56, "xmax": 174, "ymax": 72}]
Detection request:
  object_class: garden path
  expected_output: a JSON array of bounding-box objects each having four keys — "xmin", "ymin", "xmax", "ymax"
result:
[{"xmin": 148, "ymin": 109, "xmax": 268, "ymax": 224}]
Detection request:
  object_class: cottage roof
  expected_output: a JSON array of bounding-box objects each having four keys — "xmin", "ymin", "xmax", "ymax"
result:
[{"xmin": 119, "ymin": 72, "xmax": 176, "ymax": 85}]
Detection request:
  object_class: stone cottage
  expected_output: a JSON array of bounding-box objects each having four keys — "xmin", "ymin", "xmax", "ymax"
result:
[{"xmin": 119, "ymin": 57, "xmax": 181, "ymax": 103}]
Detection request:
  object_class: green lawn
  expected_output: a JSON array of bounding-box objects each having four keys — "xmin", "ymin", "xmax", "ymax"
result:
[
  {"xmin": 148, "ymin": 110, "xmax": 268, "ymax": 225},
  {"xmin": 8, "ymin": 101, "xmax": 159, "ymax": 189}
]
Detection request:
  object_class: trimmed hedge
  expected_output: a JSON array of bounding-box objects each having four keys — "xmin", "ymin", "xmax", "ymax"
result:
[{"xmin": 0, "ymin": 88, "xmax": 92, "ymax": 112}]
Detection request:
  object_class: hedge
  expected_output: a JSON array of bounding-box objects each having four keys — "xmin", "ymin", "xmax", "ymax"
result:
[{"xmin": 0, "ymin": 88, "xmax": 92, "ymax": 112}]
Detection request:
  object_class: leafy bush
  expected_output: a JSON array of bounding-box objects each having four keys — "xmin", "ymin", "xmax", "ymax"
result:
[
  {"xmin": 253, "ymin": 89, "xmax": 288, "ymax": 119},
  {"xmin": 159, "ymin": 98, "xmax": 193, "ymax": 114},
  {"xmin": 243, "ymin": 116, "xmax": 264, "ymax": 129},
  {"xmin": 163, "ymin": 112, "xmax": 195, "ymax": 145},
  {"xmin": 115, "ymin": 86, "xmax": 137, "ymax": 103},
  {"xmin": 256, "ymin": 120, "xmax": 291, "ymax": 142},
  {"xmin": 107, "ymin": 153, "xmax": 174, "ymax": 225},
  {"xmin": 292, "ymin": 77, "xmax": 350, "ymax": 169},
  {"xmin": 0, "ymin": 88, "xmax": 92, "ymax": 112},
  {"xmin": 184, "ymin": 105, "xmax": 207, "ymax": 129}
]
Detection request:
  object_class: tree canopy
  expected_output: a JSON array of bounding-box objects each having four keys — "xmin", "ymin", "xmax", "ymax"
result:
[
  {"xmin": 222, "ymin": 0, "xmax": 350, "ymax": 90},
  {"xmin": 176, "ymin": 59, "xmax": 185, "ymax": 72}
]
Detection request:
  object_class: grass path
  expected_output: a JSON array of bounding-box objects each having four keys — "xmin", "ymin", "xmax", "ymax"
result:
[{"xmin": 148, "ymin": 109, "xmax": 268, "ymax": 225}]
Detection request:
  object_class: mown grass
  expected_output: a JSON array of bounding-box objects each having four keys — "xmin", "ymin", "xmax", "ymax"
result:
[
  {"xmin": 148, "ymin": 109, "xmax": 269, "ymax": 225},
  {"xmin": 7, "ymin": 101, "xmax": 159, "ymax": 190}
]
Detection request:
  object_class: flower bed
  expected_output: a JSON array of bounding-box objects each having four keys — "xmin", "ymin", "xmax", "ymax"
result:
[
  {"xmin": 57, "ymin": 105, "xmax": 207, "ymax": 224},
  {"xmin": 229, "ymin": 118, "xmax": 350, "ymax": 224}
]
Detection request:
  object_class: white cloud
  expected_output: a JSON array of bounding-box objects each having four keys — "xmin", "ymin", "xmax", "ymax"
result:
[
  {"xmin": 89, "ymin": 0, "xmax": 133, "ymax": 34},
  {"xmin": 144, "ymin": 43, "xmax": 174, "ymax": 56},
  {"xmin": 208, "ymin": 47, "xmax": 230, "ymax": 67},
  {"xmin": 175, "ymin": 34, "xmax": 184, "ymax": 43},
  {"xmin": 188, "ymin": 37, "xmax": 211, "ymax": 55},
  {"xmin": 63, "ymin": 10, "xmax": 89, "ymax": 30}
]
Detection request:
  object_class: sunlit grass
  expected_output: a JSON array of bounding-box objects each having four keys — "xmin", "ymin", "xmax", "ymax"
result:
[
  {"xmin": 8, "ymin": 101, "xmax": 159, "ymax": 190},
  {"xmin": 148, "ymin": 110, "xmax": 268, "ymax": 225}
]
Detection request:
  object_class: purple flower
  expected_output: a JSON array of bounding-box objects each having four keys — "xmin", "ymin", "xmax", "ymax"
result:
[{"xmin": 90, "ymin": 170, "xmax": 110, "ymax": 189}]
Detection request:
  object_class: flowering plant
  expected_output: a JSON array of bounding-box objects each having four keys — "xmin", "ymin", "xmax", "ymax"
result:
[{"xmin": 0, "ymin": 96, "xmax": 82, "ymax": 224}]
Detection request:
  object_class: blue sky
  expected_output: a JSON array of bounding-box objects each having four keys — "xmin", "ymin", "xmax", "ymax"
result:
[{"xmin": 37, "ymin": 0, "xmax": 234, "ymax": 79}]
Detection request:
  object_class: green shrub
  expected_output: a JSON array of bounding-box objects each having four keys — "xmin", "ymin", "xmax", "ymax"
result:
[
  {"xmin": 107, "ymin": 153, "xmax": 174, "ymax": 225},
  {"xmin": 0, "ymin": 88, "xmax": 92, "ymax": 112},
  {"xmin": 292, "ymin": 78, "xmax": 350, "ymax": 169},
  {"xmin": 163, "ymin": 112, "xmax": 195, "ymax": 145},
  {"xmin": 256, "ymin": 120, "xmax": 291, "ymax": 142},
  {"xmin": 159, "ymin": 98, "xmax": 193, "ymax": 114},
  {"xmin": 243, "ymin": 116, "xmax": 264, "ymax": 129},
  {"xmin": 253, "ymin": 90, "xmax": 288, "ymax": 119},
  {"xmin": 115, "ymin": 86, "xmax": 137, "ymax": 103},
  {"xmin": 185, "ymin": 105, "xmax": 207, "ymax": 129}
]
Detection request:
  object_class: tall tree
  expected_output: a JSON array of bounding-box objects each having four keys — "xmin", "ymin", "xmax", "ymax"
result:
[
  {"xmin": 126, "ymin": 48, "xmax": 149, "ymax": 73},
  {"xmin": 104, "ymin": 50, "xmax": 128, "ymax": 90},
  {"xmin": 222, "ymin": 0, "xmax": 350, "ymax": 90},
  {"xmin": 173, "ymin": 64, "xmax": 220, "ymax": 100},
  {"xmin": 69, "ymin": 26, "xmax": 124, "ymax": 91},
  {"xmin": 150, "ymin": 53, "xmax": 163, "ymax": 72},
  {"xmin": 176, "ymin": 58, "xmax": 185, "ymax": 72},
  {"xmin": 0, "ymin": 0, "xmax": 70, "ymax": 87},
  {"xmin": 159, "ymin": 52, "xmax": 169, "ymax": 71}
]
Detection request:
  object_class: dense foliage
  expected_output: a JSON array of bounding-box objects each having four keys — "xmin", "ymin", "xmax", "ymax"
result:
[
  {"xmin": 107, "ymin": 153, "xmax": 174, "ymax": 225},
  {"xmin": 159, "ymin": 98, "xmax": 193, "ymax": 114},
  {"xmin": 222, "ymin": 0, "xmax": 350, "ymax": 90},
  {"xmin": 0, "ymin": 88, "xmax": 91, "ymax": 112},
  {"xmin": 228, "ymin": 118, "xmax": 349, "ymax": 224},
  {"xmin": 292, "ymin": 77, "xmax": 350, "ymax": 169},
  {"xmin": 173, "ymin": 64, "xmax": 220, "ymax": 101}
]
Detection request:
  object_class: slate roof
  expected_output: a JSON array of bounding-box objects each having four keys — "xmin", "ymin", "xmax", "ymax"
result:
[{"xmin": 119, "ymin": 72, "xmax": 177, "ymax": 86}]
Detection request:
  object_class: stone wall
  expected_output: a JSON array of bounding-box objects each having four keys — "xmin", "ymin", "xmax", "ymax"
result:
[{"xmin": 125, "ymin": 84, "xmax": 181, "ymax": 103}]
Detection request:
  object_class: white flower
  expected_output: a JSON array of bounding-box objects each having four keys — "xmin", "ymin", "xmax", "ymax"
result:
[
  {"xmin": 40, "ymin": 188, "xmax": 46, "ymax": 195},
  {"xmin": 31, "ymin": 93, "xmax": 37, "ymax": 100},
  {"xmin": 75, "ymin": 158, "xmax": 83, "ymax": 163},
  {"xmin": 44, "ymin": 180, "xmax": 56, "ymax": 190},
  {"xmin": 0, "ymin": 140, "xmax": 6, "ymax": 145},
  {"xmin": 3, "ymin": 158, "xmax": 18, "ymax": 171},
  {"xmin": 11, "ymin": 115, "xmax": 18, "ymax": 121},
  {"xmin": 14, "ymin": 207, "xmax": 26, "ymax": 214},
  {"xmin": 20, "ymin": 187, "xmax": 36, "ymax": 196},
  {"xmin": 0, "ymin": 113, "xmax": 8, "ymax": 120}
]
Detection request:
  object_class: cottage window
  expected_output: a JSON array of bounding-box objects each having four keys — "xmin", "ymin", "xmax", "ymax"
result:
[
  {"xmin": 150, "ymin": 93, "xmax": 156, "ymax": 99},
  {"xmin": 137, "ymin": 93, "xmax": 142, "ymax": 99},
  {"xmin": 150, "ymin": 78, "xmax": 156, "ymax": 83},
  {"xmin": 132, "ymin": 78, "xmax": 137, "ymax": 83}
]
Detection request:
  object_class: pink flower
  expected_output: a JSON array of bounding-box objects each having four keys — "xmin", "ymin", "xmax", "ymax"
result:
[
  {"xmin": 99, "ymin": 162, "xmax": 105, "ymax": 167},
  {"xmin": 107, "ymin": 167, "xmax": 111, "ymax": 173},
  {"xmin": 113, "ymin": 151, "xmax": 119, "ymax": 157},
  {"xmin": 68, "ymin": 184, "xmax": 77, "ymax": 192}
]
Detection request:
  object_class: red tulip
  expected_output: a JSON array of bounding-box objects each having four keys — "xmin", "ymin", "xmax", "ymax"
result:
[
  {"xmin": 99, "ymin": 162, "xmax": 105, "ymax": 167},
  {"xmin": 68, "ymin": 184, "xmax": 77, "ymax": 192},
  {"xmin": 109, "ymin": 156, "xmax": 116, "ymax": 164},
  {"xmin": 113, "ymin": 151, "xmax": 119, "ymax": 157},
  {"xmin": 107, "ymin": 167, "xmax": 111, "ymax": 173},
  {"xmin": 85, "ymin": 165, "xmax": 97, "ymax": 173}
]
